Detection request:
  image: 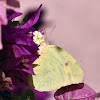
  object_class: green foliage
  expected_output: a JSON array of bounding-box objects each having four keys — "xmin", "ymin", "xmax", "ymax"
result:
[
  {"xmin": 8, "ymin": 21, "xmax": 20, "ymax": 27},
  {"xmin": 22, "ymin": 16, "xmax": 28, "ymax": 25},
  {"xmin": 8, "ymin": 15, "xmax": 28, "ymax": 27},
  {"xmin": 0, "ymin": 89, "xmax": 36, "ymax": 100}
]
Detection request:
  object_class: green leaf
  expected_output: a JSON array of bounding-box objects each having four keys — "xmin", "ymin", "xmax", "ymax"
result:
[
  {"xmin": 0, "ymin": 96, "xmax": 3, "ymax": 100},
  {"xmin": 8, "ymin": 15, "xmax": 28, "ymax": 27},
  {"xmin": 22, "ymin": 16, "xmax": 28, "ymax": 25},
  {"xmin": 28, "ymin": 45, "xmax": 84, "ymax": 91},
  {"xmin": 0, "ymin": 89, "xmax": 36, "ymax": 100},
  {"xmin": 8, "ymin": 21, "xmax": 21, "ymax": 27},
  {"xmin": 20, "ymin": 89, "xmax": 36, "ymax": 100},
  {"xmin": 11, "ymin": 89, "xmax": 36, "ymax": 100}
]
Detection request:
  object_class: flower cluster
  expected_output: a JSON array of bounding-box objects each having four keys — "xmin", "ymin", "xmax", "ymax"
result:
[{"xmin": 0, "ymin": 4, "xmax": 42, "ymax": 96}]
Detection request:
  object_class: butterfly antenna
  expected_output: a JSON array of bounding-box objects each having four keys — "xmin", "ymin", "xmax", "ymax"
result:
[
  {"xmin": 44, "ymin": 27, "xmax": 48, "ymax": 43},
  {"xmin": 48, "ymin": 25, "xmax": 56, "ymax": 36},
  {"xmin": 47, "ymin": 25, "xmax": 56, "ymax": 44}
]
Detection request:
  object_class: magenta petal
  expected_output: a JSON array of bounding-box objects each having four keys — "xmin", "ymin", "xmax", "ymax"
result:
[
  {"xmin": 0, "ymin": 57, "xmax": 23, "ymax": 70},
  {"xmin": 2, "ymin": 26, "xmax": 35, "ymax": 36},
  {"xmin": 54, "ymin": 83, "xmax": 96, "ymax": 100},
  {"xmin": 0, "ymin": 44, "xmax": 38, "ymax": 58},
  {"xmin": 3, "ymin": 27, "xmax": 37, "ymax": 47},
  {"xmin": 15, "ymin": 4, "xmax": 42, "ymax": 29},
  {"xmin": 24, "ymin": 55, "xmax": 39, "ymax": 64},
  {"xmin": 11, "ymin": 70, "xmax": 28, "ymax": 82},
  {"xmin": 12, "ymin": 45, "xmax": 38, "ymax": 58},
  {"xmin": 16, "ymin": 65, "xmax": 34, "ymax": 75},
  {"xmin": 7, "ymin": 9, "xmax": 22, "ymax": 21},
  {"xmin": 9, "ymin": 71, "xmax": 28, "ymax": 87},
  {"xmin": 11, "ymin": 84, "xmax": 29, "ymax": 96}
]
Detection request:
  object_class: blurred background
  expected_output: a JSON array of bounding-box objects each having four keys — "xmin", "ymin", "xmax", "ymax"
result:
[{"xmin": 17, "ymin": 0, "xmax": 100, "ymax": 99}]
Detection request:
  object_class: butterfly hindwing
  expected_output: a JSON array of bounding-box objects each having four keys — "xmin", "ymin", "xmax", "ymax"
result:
[{"xmin": 28, "ymin": 45, "xmax": 84, "ymax": 91}]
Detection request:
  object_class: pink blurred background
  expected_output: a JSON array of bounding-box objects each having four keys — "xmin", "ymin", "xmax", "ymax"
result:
[{"xmin": 18, "ymin": 0, "xmax": 100, "ymax": 99}]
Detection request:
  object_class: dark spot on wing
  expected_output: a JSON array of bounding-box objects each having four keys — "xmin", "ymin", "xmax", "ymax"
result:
[{"xmin": 65, "ymin": 62, "xmax": 69, "ymax": 66}]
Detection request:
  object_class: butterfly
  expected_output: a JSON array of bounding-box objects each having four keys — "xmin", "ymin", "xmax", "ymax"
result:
[{"xmin": 28, "ymin": 30, "xmax": 84, "ymax": 92}]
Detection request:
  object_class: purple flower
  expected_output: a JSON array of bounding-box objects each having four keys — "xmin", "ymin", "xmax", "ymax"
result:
[
  {"xmin": 0, "ymin": 0, "xmax": 8, "ymax": 50},
  {"xmin": 0, "ymin": 4, "xmax": 42, "ymax": 95},
  {"xmin": 0, "ymin": 0, "xmax": 21, "ymax": 50},
  {"xmin": 54, "ymin": 83, "xmax": 98, "ymax": 100}
]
